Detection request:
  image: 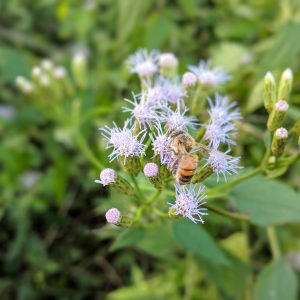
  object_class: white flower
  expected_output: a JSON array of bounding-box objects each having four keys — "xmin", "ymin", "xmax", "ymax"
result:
[
  {"xmin": 163, "ymin": 105, "xmax": 198, "ymax": 132},
  {"xmin": 205, "ymin": 149, "xmax": 242, "ymax": 182},
  {"xmin": 188, "ymin": 60, "xmax": 231, "ymax": 87},
  {"xmin": 100, "ymin": 120, "xmax": 146, "ymax": 163},
  {"xmin": 159, "ymin": 53, "xmax": 178, "ymax": 68},
  {"xmin": 126, "ymin": 48, "xmax": 159, "ymax": 78},
  {"xmin": 169, "ymin": 183, "xmax": 208, "ymax": 224},
  {"xmin": 123, "ymin": 93, "xmax": 161, "ymax": 129}
]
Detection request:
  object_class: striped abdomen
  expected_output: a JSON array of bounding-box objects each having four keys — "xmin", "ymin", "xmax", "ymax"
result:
[{"xmin": 176, "ymin": 154, "xmax": 198, "ymax": 185}]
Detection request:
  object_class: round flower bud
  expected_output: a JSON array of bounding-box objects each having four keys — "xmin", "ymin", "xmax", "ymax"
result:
[
  {"xmin": 182, "ymin": 72, "xmax": 197, "ymax": 88},
  {"xmin": 105, "ymin": 208, "xmax": 121, "ymax": 225},
  {"xmin": 32, "ymin": 66, "xmax": 42, "ymax": 78},
  {"xmin": 95, "ymin": 168, "xmax": 116, "ymax": 186},
  {"xmin": 41, "ymin": 59, "xmax": 54, "ymax": 71},
  {"xmin": 39, "ymin": 74, "xmax": 50, "ymax": 87},
  {"xmin": 159, "ymin": 53, "xmax": 178, "ymax": 68},
  {"xmin": 144, "ymin": 162, "xmax": 159, "ymax": 178},
  {"xmin": 53, "ymin": 66, "xmax": 67, "ymax": 79}
]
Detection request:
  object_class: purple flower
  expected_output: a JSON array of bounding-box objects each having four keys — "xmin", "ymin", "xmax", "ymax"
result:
[
  {"xmin": 105, "ymin": 208, "xmax": 121, "ymax": 224},
  {"xmin": 169, "ymin": 183, "xmax": 208, "ymax": 224},
  {"xmin": 126, "ymin": 48, "xmax": 159, "ymax": 78},
  {"xmin": 182, "ymin": 72, "xmax": 197, "ymax": 88},
  {"xmin": 144, "ymin": 162, "xmax": 159, "ymax": 178},
  {"xmin": 95, "ymin": 168, "xmax": 116, "ymax": 186},
  {"xmin": 205, "ymin": 149, "xmax": 242, "ymax": 182},
  {"xmin": 123, "ymin": 93, "xmax": 161, "ymax": 129},
  {"xmin": 163, "ymin": 105, "xmax": 198, "ymax": 132},
  {"xmin": 188, "ymin": 60, "xmax": 231, "ymax": 87},
  {"xmin": 100, "ymin": 120, "xmax": 146, "ymax": 163},
  {"xmin": 159, "ymin": 53, "xmax": 178, "ymax": 68}
]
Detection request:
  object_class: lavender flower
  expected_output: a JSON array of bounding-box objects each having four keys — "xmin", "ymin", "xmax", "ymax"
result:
[
  {"xmin": 95, "ymin": 168, "xmax": 116, "ymax": 186},
  {"xmin": 123, "ymin": 93, "xmax": 161, "ymax": 129},
  {"xmin": 169, "ymin": 183, "xmax": 208, "ymax": 224},
  {"xmin": 205, "ymin": 149, "xmax": 242, "ymax": 182},
  {"xmin": 203, "ymin": 93, "xmax": 241, "ymax": 149},
  {"xmin": 163, "ymin": 105, "xmax": 198, "ymax": 131},
  {"xmin": 100, "ymin": 120, "xmax": 146, "ymax": 163},
  {"xmin": 188, "ymin": 60, "xmax": 231, "ymax": 87},
  {"xmin": 149, "ymin": 123, "xmax": 172, "ymax": 166},
  {"xmin": 105, "ymin": 208, "xmax": 121, "ymax": 224},
  {"xmin": 159, "ymin": 53, "xmax": 178, "ymax": 68},
  {"xmin": 182, "ymin": 72, "xmax": 197, "ymax": 88},
  {"xmin": 126, "ymin": 49, "xmax": 159, "ymax": 78},
  {"xmin": 144, "ymin": 162, "xmax": 159, "ymax": 178}
]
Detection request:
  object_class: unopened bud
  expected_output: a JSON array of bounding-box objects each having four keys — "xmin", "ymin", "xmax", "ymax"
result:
[
  {"xmin": 143, "ymin": 162, "xmax": 163, "ymax": 189},
  {"xmin": 271, "ymin": 127, "xmax": 288, "ymax": 156},
  {"xmin": 159, "ymin": 53, "xmax": 178, "ymax": 78},
  {"xmin": 72, "ymin": 53, "xmax": 87, "ymax": 89},
  {"xmin": 105, "ymin": 208, "xmax": 132, "ymax": 227},
  {"xmin": 39, "ymin": 74, "xmax": 51, "ymax": 87},
  {"xmin": 267, "ymin": 100, "xmax": 289, "ymax": 132},
  {"xmin": 192, "ymin": 165, "xmax": 213, "ymax": 184},
  {"xmin": 16, "ymin": 76, "xmax": 34, "ymax": 94},
  {"xmin": 278, "ymin": 68, "xmax": 293, "ymax": 102},
  {"xmin": 95, "ymin": 168, "xmax": 134, "ymax": 196},
  {"xmin": 53, "ymin": 66, "xmax": 67, "ymax": 79},
  {"xmin": 121, "ymin": 157, "xmax": 141, "ymax": 176},
  {"xmin": 182, "ymin": 72, "xmax": 197, "ymax": 89},
  {"xmin": 41, "ymin": 59, "xmax": 54, "ymax": 72},
  {"xmin": 264, "ymin": 72, "xmax": 276, "ymax": 113}
]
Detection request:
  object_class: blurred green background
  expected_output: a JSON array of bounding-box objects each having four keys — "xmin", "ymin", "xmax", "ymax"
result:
[{"xmin": 1, "ymin": 1, "xmax": 300, "ymax": 299}]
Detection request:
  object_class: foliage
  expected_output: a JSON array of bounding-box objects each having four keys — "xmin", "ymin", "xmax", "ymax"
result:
[{"xmin": 1, "ymin": 0, "xmax": 300, "ymax": 299}]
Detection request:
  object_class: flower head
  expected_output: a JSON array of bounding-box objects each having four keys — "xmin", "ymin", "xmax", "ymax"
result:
[
  {"xmin": 100, "ymin": 120, "xmax": 146, "ymax": 163},
  {"xmin": 203, "ymin": 93, "xmax": 241, "ymax": 149},
  {"xmin": 205, "ymin": 149, "xmax": 242, "ymax": 182},
  {"xmin": 144, "ymin": 162, "xmax": 159, "ymax": 178},
  {"xmin": 126, "ymin": 48, "xmax": 159, "ymax": 78},
  {"xmin": 182, "ymin": 72, "xmax": 197, "ymax": 88},
  {"xmin": 123, "ymin": 93, "xmax": 161, "ymax": 129},
  {"xmin": 105, "ymin": 208, "xmax": 121, "ymax": 224},
  {"xmin": 149, "ymin": 122, "xmax": 173, "ymax": 166},
  {"xmin": 188, "ymin": 60, "xmax": 231, "ymax": 87},
  {"xmin": 163, "ymin": 105, "xmax": 198, "ymax": 132},
  {"xmin": 169, "ymin": 183, "xmax": 208, "ymax": 224},
  {"xmin": 159, "ymin": 53, "xmax": 178, "ymax": 68},
  {"xmin": 95, "ymin": 168, "xmax": 116, "ymax": 186}
]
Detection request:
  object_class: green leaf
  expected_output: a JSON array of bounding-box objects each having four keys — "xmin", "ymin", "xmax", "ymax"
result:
[
  {"xmin": 255, "ymin": 259, "xmax": 298, "ymax": 300},
  {"xmin": 244, "ymin": 79, "xmax": 264, "ymax": 113},
  {"xmin": 110, "ymin": 228, "xmax": 144, "ymax": 251},
  {"xmin": 172, "ymin": 220, "xmax": 230, "ymax": 266},
  {"xmin": 230, "ymin": 175, "xmax": 300, "ymax": 226}
]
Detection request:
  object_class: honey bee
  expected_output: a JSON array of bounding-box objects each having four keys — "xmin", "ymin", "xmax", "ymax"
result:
[{"xmin": 169, "ymin": 130, "xmax": 199, "ymax": 185}]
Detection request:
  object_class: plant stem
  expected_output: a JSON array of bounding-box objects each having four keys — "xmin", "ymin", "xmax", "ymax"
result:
[
  {"xmin": 75, "ymin": 133, "xmax": 104, "ymax": 169},
  {"xmin": 204, "ymin": 203, "xmax": 250, "ymax": 221},
  {"xmin": 130, "ymin": 174, "xmax": 145, "ymax": 201},
  {"xmin": 212, "ymin": 167, "xmax": 262, "ymax": 193},
  {"xmin": 266, "ymin": 226, "xmax": 281, "ymax": 260}
]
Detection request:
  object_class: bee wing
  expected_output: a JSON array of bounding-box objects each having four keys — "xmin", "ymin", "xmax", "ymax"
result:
[{"xmin": 191, "ymin": 143, "xmax": 210, "ymax": 155}]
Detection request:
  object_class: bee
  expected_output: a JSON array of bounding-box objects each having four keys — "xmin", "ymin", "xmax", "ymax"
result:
[{"xmin": 169, "ymin": 130, "xmax": 200, "ymax": 185}]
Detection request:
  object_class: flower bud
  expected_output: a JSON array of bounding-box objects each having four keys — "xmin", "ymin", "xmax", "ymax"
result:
[
  {"xmin": 278, "ymin": 68, "xmax": 293, "ymax": 102},
  {"xmin": 95, "ymin": 168, "xmax": 134, "ymax": 196},
  {"xmin": 159, "ymin": 53, "xmax": 178, "ymax": 78},
  {"xmin": 182, "ymin": 72, "xmax": 197, "ymax": 89},
  {"xmin": 105, "ymin": 208, "xmax": 132, "ymax": 227},
  {"xmin": 144, "ymin": 162, "xmax": 163, "ymax": 189},
  {"xmin": 16, "ymin": 76, "xmax": 34, "ymax": 94},
  {"xmin": 72, "ymin": 53, "xmax": 87, "ymax": 89},
  {"xmin": 121, "ymin": 157, "xmax": 141, "ymax": 176},
  {"xmin": 192, "ymin": 165, "xmax": 213, "ymax": 184},
  {"xmin": 41, "ymin": 59, "xmax": 54, "ymax": 72},
  {"xmin": 267, "ymin": 100, "xmax": 289, "ymax": 132},
  {"xmin": 31, "ymin": 66, "xmax": 43, "ymax": 80},
  {"xmin": 53, "ymin": 66, "xmax": 74, "ymax": 97},
  {"xmin": 271, "ymin": 127, "xmax": 288, "ymax": 156},
  {"xmin": 264, "ymin": 72, "xmax": 276, "ymax": 113}
]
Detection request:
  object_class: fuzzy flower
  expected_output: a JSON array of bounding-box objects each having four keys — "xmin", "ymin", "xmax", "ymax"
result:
[
  {"xmin": 203, "ymin": 93, "xmax": 241, "ymax": 149},
  {"xmin": 126, "ymin": 48, "xmax": 159, "ymax": 78},
  {"xmin": 169, "ymin": 183, "xmax": 208, "ymax": 224},
  {"xmin": 188, "ymin": 60, "xmax": 231, "ymax": 87},
  {"xmin": 149, "ymin": 123, "xmax": 172, "ymax": 166},
  {"xmin": 144, "ymin": 162, "xmax": 159, "ymax": 178},
  {"xmin": 146, "ymin": 85, "xmax": 166, "ymax": 105},
  {"xmin": 123, "ymin": 93, "xmax": 161, "ymax": 129},
  {"xmin": 205, "ymin": 149, "xmax": 242, "ymax": 182},
  {"xmin": 158, "ymin": 77, "xmax": 187, "ymax": 106},
  {"xmin": 100, "ymin": 120, "xmax": 146, "ymax": 163},
  {"xmin": 105, "ymin": 208, "xmax": 121, "ymax": 224},
  {"xmin": 95, "ymin": 168, "xmax": 116, "ymax": 186},
  {"xmin": 159, "ymin": 53, "xmax": 178, "ymax": 68},
  {"xmin": 163, "ymin": 105, "xmax": 198, "ymax": 132},
  {"xmin": 182, "ymin": 72, "xmax": 197, "ymax": 88}
]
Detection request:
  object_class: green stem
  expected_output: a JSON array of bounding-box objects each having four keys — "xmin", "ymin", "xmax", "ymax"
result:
[
  {"xmin": 204, "ymin": 203, "xmax": 250, "ymax": 221},
  {"xmin": 267, "ymin": 226, "xmax": 281, "ymax": 260},
  {"xmin": 130, "ymin": 174, "xmax": 145, "ymax": 201},
  {"xmin": 212, "ymin": 167, "xmax": 262, "ymax": 193},
  {"xmin": 75, "ymin": 133, "xmax": 104, "ymax": 170}
]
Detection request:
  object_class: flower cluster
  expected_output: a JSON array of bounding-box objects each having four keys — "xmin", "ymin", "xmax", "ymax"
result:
[{"xmin": 96, "ymin": 48, "xmax": 242, "ymax": 225}]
